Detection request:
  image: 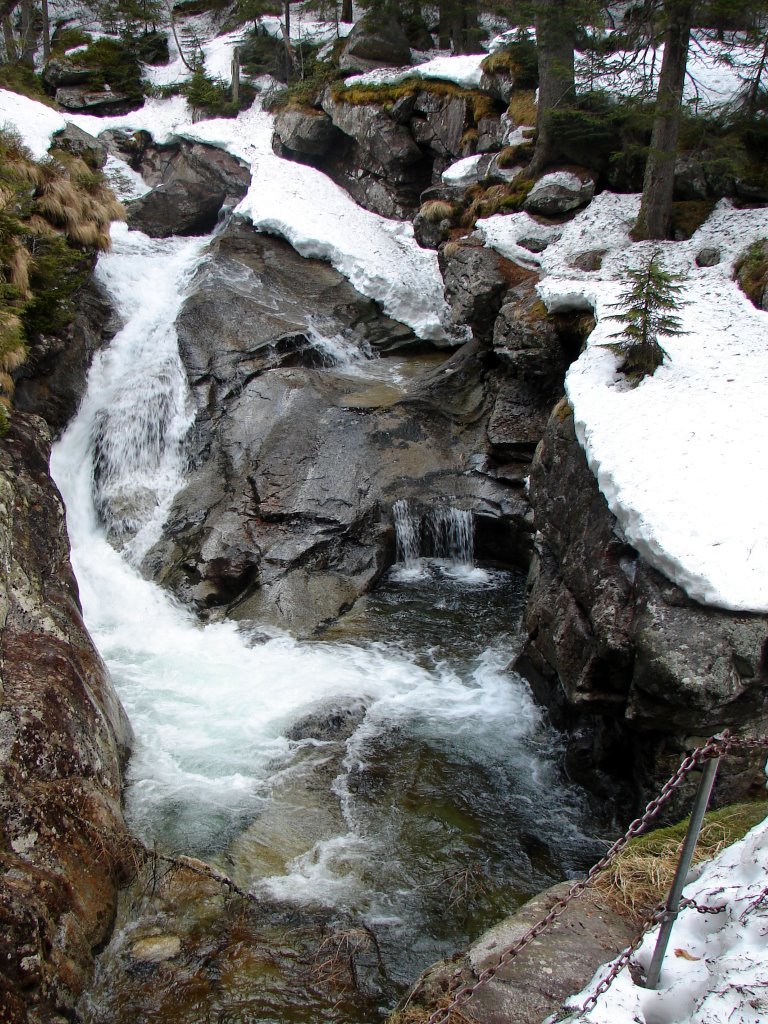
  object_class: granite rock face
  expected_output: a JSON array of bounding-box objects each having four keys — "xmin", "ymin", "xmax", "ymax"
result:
[
  {"xmin": 517, "ymin": 402, "xmax": 768, "ymax": 810},
  {"xmin": 131, "ymin": 219, "xmax": 528, "ymax": 635},
  {"xmin": 14, "ymin": 278, "xmax": 119, "ymax": 435},
  {"xmin": 120, "ymin": 138, "xmax": 251, "ymax": 237},
  {"xmin": 0, "ymin": 413, "xmax": 133, "ymax": 1022}
]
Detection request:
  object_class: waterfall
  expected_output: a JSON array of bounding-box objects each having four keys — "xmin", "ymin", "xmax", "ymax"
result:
[
  {"xmin": 393, "ymin": 498, "xmax": 421, "ymax": 569},
  {"xmin": 392, "ymin": 500, "xmax": 478, "ymax": 578},
  {"xmin": 428, "ymin": 506, "xmax": 474, "ymax": 567},
  {"xmin": 49, "ymin": 216, "xmax": 590, "ymax": 996}
]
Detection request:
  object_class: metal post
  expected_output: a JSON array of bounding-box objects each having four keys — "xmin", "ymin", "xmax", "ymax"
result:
[{"xmin": 644, "ymin": 754, "xmax": 721, "ymax": 989}]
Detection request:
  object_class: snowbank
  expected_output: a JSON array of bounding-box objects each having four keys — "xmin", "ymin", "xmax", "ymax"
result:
[
  {"xmin": 0, "ymin": 88, "xmax": 67, "ymax": 159},
  {"xmin": 562, "ymin": 814, "xmax": 768, "ymax": 1024},
  {"xmin": 67, "ymin": 91, "xmax": 449, "ymax": 342},
  {"xmin": 480, "ymin": 195, "xmax": 768, "ymax": 612},
  {"xmin": 345, "ymin": 53, "xmax": 486, "ymax": 90}
]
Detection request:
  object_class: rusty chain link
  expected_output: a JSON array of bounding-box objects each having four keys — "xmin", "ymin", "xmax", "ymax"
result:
[{"xmin": 425, "ymin": 731, "xmax": 768, "ymax": 1024}]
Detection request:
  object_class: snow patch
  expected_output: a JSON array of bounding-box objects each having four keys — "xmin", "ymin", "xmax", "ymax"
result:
[
  {"xmin": 564, "ymin": 814, "xmax": 768, "ymax": 1024},
  {"xmin": 345, "ymin": 53, "xmax": 486, "ymax": 90},
  {"xmin": 0, "ymin": 88, "xmax": 67, "ymax": 159}
]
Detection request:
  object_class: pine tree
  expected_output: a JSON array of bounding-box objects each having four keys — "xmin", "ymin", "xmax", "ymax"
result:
[{"xmin": 605, "ymin": 250, "xmax": 687, "ymax": 380}]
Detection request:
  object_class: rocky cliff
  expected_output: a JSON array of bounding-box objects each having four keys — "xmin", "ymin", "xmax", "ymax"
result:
[
  {"xmin": 0, "ymin": 413, "xmax": 133, "ymax": 1023},
  {"xmin": 517, "ymin": 401, "xmax": 768, "ymax": 810}
]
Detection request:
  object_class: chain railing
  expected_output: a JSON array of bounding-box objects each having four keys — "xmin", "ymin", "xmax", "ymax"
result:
[{"xmin": 426, "ymin": 731, "xmax": 768, "ymax": 1024}]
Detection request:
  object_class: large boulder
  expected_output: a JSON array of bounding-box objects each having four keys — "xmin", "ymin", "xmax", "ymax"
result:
[
  {"xmin": 55, "ymin": 86, "xmax": 140, "ymax": 115},
  {"xmin": 51, "ymin": 122, "xmax": 107, "ymax": 167},
  {"xmin": 14, "ymin": 277, "xmax": 118, "ymax": 434},
  {"xmin": 134, "ymin": 219, "xmax": 525, "ymax": 634},
  {"xmin": 124, "ymin": 139, "xmax": 251, "ymax": 236},
  {"xmin": 438, "ymin": 238, "xmax": 515, "ymax": 341},
  {"xmin": 338, "ymin": 17, "xmax": 411, "ymax": 73},
  {"xmin": 524, "ymin": 169, "xmax": 596, "ymax": 217},
  {"xmin": 517, "ymin": 402, "xmax": 768, "ymax": 812},
  {"xmin": 319, "ymin": 92, "xmax": 431, "ymax": 217},
  {"xmin": 42, "ymin": 57, "xmax": 94, "ymax": 88},
  {"xmin": 0, "ymin": 413, "xmax": 133, "ymax": 1022},
  {"xmin": 273, "ymin": 107, "xmax": 341, "ymax": 158}
]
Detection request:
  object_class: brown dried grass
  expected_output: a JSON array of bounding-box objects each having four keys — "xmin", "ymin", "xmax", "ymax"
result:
[{"xmin": 594, "ymin": 801, "xmax": 768, "ymax": 922}]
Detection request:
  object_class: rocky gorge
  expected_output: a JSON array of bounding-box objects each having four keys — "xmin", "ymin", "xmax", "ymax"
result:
[{"xmin": 1, "ymin": 8, "xmax": 768, "ymax": 1024}]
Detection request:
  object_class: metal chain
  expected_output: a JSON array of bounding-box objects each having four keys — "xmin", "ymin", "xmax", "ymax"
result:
[
  {"xmin": 580, "ymin": 901, "xmax": 667, "ymax": 1015},
  {"xmin": 425, "ymin": 732, "xmax": 768, "ymax": 1024},
  {"xmin": 680, "ymin": 896, "xmax": 728, "ymax": 915}
]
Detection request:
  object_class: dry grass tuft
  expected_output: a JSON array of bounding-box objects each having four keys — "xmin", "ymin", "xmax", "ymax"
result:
[
  {"xmin": 595, "ymin": 801, "xmax": 768, "ymax": 922},
  {"xmin": 420, "ymin": 199, "xmax": 456, "ymax": 224},
  {"xmin": 8, "ymin": 244, "xmax": 32, "ymax": 297}
]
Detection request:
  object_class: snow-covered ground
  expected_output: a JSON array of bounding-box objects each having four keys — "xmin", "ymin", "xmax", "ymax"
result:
[
  {"xmin": 559, "ymin": 815, "xmax": 768, "ymax": 1024},
  {"xmin": 479, "ymin": 193, "xmax": 768, "ymax": 613}
]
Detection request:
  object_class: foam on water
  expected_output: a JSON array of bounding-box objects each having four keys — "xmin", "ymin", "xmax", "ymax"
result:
[{"xmin": 51, "ymin": 217, "xmax": 588, "ymax": 925}]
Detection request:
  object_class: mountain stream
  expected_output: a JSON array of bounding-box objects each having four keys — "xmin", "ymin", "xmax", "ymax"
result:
[{"xmin": 50, "ymin": 224, "xmax": 602, "ymax": 1023}]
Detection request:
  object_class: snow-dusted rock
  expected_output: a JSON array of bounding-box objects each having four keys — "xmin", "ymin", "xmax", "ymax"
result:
[
  {"xmin": 273, "ymin": 107, "xmax": 340, "ymax": 158},
  {"xmin": 525, "ymin": 170, "xmax": 596, "ymax": 216}
]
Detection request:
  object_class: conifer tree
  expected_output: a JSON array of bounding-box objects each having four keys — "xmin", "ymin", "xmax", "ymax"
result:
[{"xmin": 606, "ymin": 250, "xmax": 687, "ymax": 380}]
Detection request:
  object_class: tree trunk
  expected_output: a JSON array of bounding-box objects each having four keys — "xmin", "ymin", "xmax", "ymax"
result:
[
  {"xmin": 634, "ymin": 0, "xmax": 694, "ymax": 240},
  {"xmin": 438, "ymin": 0, "xmax": 453, "ymax": 49},
  {"xmin": 19, "ymin": 0, "xmax": 34, "ymax": 68},
  {"xmin": 527, "ymin": 0, "xmax": 577, "ymax": 176},
  {"xmin": 2, "ymin": 14, "xmax": 16, "ymax": 60},
  {"xmin": 341, "ymin": 0, "xmax": 353, "ymax": 23},
  {"xmin": 41, "ymin": 0, "xmax": 49, "ymax": 61},
  {"xmin": 231, "ymin": 46, "xmax": 240, "ymax": 107}
]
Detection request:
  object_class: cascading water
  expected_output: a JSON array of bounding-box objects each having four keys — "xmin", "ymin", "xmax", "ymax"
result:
[
  {"xmin": 52, "ymin": 222, "xmax": 598, "ymax": 1022},
  {"xmin": 392, "ymin": 500, "xmax": 482, "ymax": 581}
]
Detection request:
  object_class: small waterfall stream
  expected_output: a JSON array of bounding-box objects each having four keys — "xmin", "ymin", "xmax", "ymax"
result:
[{"xmin": 51, "ymin": 224, "xmax": 599, "ymax": 1023}]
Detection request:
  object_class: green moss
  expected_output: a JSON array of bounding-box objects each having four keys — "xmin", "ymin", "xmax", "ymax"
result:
[
  {"xmin": 735, "ymin": 238, "xmax": 768, "ymax": 306},
  {"xmin": 670, "ymin": 199, "xmax": 717, "ymax": 240},
  {"xmin": 481, "ymin": 37, "xmax": 538, "ymax": 89},
  {"xmin": 72, "ymin": 38, "xmax": 143, "ymax": 98},
  {"xmin": 0, "ymin": 64, "xmax": 52, "ymax": 104},
  {"xmin": 632, "ymin": 801, "xmax": 767, "ymax": 857},
  {"xmin": 333, "ymin": 78, "xmax": 499, "ymax": 127}
]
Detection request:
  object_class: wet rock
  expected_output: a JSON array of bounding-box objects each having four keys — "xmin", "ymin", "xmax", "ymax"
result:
[
  {"xmin": 285, "ymin": 700, "xmax": 368, "ymax": 742},
  {"xmin": 524, "ymin": 169, "xmax": 596, "ymax": 216},
  {"xmin": 338, "ymin": 16, "xmax": 411, "ymax": 73},
  {"xmin": 517, "ymin": 402, "xmax": 768, "ymax": 812},
  {"xmin": 0, "ymin": 413, "xmax": 133, "ymax": 1022},
  {"xmin": 50, "ymin": 122, "xmax": 106, "ymax": 167},
  {"xmin": 14, "ymin": 277, "xmax": 118, "ymax": 434},
  {"xmin": 439, "ymin": 240, "xmax": 513, "ymax": 340},
  {"xmin": 124, "ymin": 139, "xmax": 251, "ymax": 236},
  {"xmin": 399, "ymin": 883, "xmax": 634, "ymax": 1024},
  {"xmin": 138, "ymin": 220, "xmax": 524, "ymax": 634},
  {"xmin": 55, "ymin": 86, "xmax": 139, "ymax": 115},
  {"xmin": 273, "ymin": 107, "xmax": 341, "ymax": 158}
]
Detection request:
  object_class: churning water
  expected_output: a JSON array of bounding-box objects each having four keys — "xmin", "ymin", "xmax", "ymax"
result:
[{"xmin": 52, "ymin": 224, "xmax": 598, "ymax": 1020}]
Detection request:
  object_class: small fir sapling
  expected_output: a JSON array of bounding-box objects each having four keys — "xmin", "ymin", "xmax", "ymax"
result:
[{"xmin": 605, "ymin": 249, "xmax": 687, "ymax": 381}]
